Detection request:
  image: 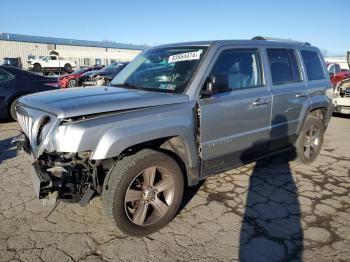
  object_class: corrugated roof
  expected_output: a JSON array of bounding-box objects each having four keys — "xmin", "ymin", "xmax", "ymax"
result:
[{"xmin": 0, "ymin": 32, "xmax": 145, "ymax": 50}]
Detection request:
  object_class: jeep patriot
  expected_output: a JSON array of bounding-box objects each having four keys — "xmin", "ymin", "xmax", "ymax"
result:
[{"xmin": 13, "ymin": 37, "xmax": 333, "ymax": 236}]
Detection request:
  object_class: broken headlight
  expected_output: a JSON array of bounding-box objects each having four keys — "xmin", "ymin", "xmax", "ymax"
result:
[{"xmin": 37, "ymin": 116, "xmax": 51, "ymax": 145}]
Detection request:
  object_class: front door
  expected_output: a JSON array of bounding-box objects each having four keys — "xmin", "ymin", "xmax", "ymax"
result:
[{"xmin": 198, "ymin": 48, "xmax": 272, "ymax": 176}]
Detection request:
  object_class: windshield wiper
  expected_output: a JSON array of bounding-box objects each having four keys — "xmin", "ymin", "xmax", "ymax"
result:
[{"xmin": 111, "ymin": 82, "xmax": 140, "ymax": 89}]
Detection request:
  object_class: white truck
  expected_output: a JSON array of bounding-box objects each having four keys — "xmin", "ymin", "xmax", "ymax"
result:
[
  {"xmin": 333, "ymin": 51, "xmax": 350, "ymax": 115},
  {"xmin": 28, "ymin": 54, "xmax": 76, "ymax": 74}
]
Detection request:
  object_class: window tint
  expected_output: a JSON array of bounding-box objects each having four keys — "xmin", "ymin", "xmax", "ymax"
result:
[
  {"xmin": 0, "ymin": 70, "xmax": 12, "ymax": 83},
  {"xmin": 212, "ymin": 49, "xmax": 263, "ymax": 89},
  {"xmin": 301, "ymin": 50, "xmax": 325, "ymax": 80},
  {"xmin": 267, "ymin": 49, "xmax": 301, "ymax": 85},
  {"xmin": 50, "ymin": 56, "xmax": 57, "ymax": 60},
  {"xmin": 328, "ymin": 64, "xmax": 335, "ymax": 74}
]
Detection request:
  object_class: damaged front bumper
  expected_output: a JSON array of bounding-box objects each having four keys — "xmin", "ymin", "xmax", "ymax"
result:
[
  {"xmin": 12, "ymin": 133, "xmax": 99, "ymax": 206},
  {"xmin": 12, "ymin": 133, "xmax": 54, "ymax": 199}
]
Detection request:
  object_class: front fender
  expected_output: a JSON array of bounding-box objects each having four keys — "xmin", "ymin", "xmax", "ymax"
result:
[{"xmin": 91, "ymin": 115, "xmax": 195, "ymax": 161}]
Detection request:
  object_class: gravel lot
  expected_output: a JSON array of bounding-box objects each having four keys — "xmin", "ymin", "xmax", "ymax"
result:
[{"xmin": 0, "ymin": 116, "xmax": 349, "ymax": 261}]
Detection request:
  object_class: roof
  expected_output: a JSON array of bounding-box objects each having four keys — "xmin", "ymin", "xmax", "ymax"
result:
[
  {"xmin": 154, "ymin": 38, "xmax": 315, "ymax": 49},
  {"xmin": 0, "ymin": 32, "xmax": 145, "ymax": 50}
]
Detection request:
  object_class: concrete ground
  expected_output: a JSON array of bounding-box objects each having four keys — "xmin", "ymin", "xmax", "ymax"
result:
[{"xmin": 0, "ymin": 116, "xmax": 349, "ymax": 261}]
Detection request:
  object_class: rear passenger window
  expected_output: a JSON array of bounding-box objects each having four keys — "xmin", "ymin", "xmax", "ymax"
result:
[
  {"xmin": 0, "ymin": 70, "xmax": 12, "ymax": 83},
  {"xmin": 212, "ymin": 49, "xmax": 263, "ymax": 90},
  {"xmin": 267, "ymin": 49, "xmax": 301, "ymax": 85},
  {"xmin": 300, "ymin": 50, "xmax": 325, "ymax": 80}
]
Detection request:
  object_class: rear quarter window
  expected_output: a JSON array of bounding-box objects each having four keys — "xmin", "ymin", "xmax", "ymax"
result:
[{"xmin": 300, "ymin": 50, "xmax": 325, "ymax": 81}]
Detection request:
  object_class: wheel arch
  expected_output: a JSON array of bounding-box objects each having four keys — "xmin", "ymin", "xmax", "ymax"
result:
[{"xmin": 102, "ymin": 136, "xmax": 200, "ymax": 187}]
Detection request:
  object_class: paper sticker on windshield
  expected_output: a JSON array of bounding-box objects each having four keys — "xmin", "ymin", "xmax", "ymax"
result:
[
  {"xmin": 159, "ymin": 83, "xmax": 176, "ymax": 91},
  {"xmin": 168, "ymin": 50, "xmax": 202, "ymax": 63}
]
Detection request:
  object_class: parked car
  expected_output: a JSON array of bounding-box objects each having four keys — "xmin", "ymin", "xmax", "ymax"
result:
[
  {"xmin": 2, "ymin": 57, "xmax": 22, "ymax": 68},
  {"xmin": 327, "ymin": 62, "xmax": 350, "ymax": 86},
  {"xmin": 0, "ymin": 65, "xmax": 59, "ymax": 120},
  {"xmin": 333, "ymin": 51, "xmax": 350, "ymax": 114},
  {"xmin": 59, "ymin": 66, "xmax": 103, "ymax": 88},
  {"xmin": 78, "ymin": 62, "xmax": 128, "ymax": 86},
  {"xmin": 13, "ymin": 37, "xmax": 332, "ymax": 236},
  {"xmin": 28, "ymin": 54, "xmax": 76, "ymax": 73}
]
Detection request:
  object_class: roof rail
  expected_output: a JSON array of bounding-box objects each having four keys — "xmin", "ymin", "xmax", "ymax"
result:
[{"xmin": 251, "ymin": 36, "xmax": 311, "ymax": 46}]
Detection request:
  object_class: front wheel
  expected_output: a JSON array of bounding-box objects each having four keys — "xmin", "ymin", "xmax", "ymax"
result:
[
  {"xmin": 295, "ymin": 116, "xmax": 324, "ymax": 164},
  {"xmin": 102, "ymin": 149, "xmax": 184, "ymax": 236}
]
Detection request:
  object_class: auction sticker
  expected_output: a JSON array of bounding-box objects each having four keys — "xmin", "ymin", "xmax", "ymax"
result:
[{"xmin": 168, "ymin": 50, "xmax": 202, "ymax": 63}]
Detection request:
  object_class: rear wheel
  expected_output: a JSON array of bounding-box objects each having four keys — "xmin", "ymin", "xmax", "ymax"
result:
[
  {"xmin": 102, "ymin": 149, "xmax": 184, "ymax": 236},
  {"xmin": 295, "ymin": 115, "xmax": 324, "ymax": 164},
  {"xmin": 33, "ymin": 63, "xmax": 41, "ymax": 71},
  {"xmin": 67, "ymin": 79, "xmax": 77, "ymax": 88},
  {"xmin": 64, "ymin": 64, "xmax": 72, "ymax": 72}
]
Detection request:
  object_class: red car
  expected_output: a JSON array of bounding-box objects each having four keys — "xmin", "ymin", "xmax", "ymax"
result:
[
  {"xmin": 59, "ymin": 66, "xmax": 103, "ymax": 88},
  {"xmin": 327, "ymin": 62, "xmax": 350, "ymax": 87}
]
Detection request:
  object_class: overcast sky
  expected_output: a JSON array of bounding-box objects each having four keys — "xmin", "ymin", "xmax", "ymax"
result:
[{"xmin": 1, "ymin": 0, "xmax": 349, "ymax": 54}]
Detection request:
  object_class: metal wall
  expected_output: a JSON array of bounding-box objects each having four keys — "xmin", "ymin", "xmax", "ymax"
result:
[{"xmin": 0, "ymin": 40, "xmax": 143, "ymax": 69}]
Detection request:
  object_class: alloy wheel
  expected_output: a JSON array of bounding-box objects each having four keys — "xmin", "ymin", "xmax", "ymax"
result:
[{"xmin": 124, "ymin": 166, "xmax": 175, "ymax": 226}]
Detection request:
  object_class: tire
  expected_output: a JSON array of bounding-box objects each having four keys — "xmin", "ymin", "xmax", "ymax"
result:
[
  {"xmin": 33, "ymin": 63, "xmax": 41, "ymax": 71},
  {"xmin": 67, "ymin": 79, "xmax": 77, "ymax": 88},
  {"xmin": 64, "ymin": 64, "xmax": 72, "ymax": 72},
  {"xmin": 102, "ymin": 149, "xmax": 184, "ymax": 236},
  {"xmin": 295, "ymin": 115, "xmax": 324, "ymax": 164},
  {"xmin": 9, "ymin": 97, "xmax": 20, "ymax": 121}
]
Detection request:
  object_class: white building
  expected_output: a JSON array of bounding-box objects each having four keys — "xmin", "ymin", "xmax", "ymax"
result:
[{"xmin": 0, "ymin": 32, "xmax": 145, "ymax": 69}]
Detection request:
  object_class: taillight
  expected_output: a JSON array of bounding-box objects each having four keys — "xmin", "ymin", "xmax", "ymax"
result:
[{"xmin": 44, "ymin": 82, "xmax": 60, "ymax": 88}]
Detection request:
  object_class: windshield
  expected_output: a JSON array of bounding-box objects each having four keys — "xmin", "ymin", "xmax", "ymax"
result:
[
  {"xmin": 101, "ymin": 63, "xmax": 121, "ymax": 72},
  {"xmin": 72, "ymin": 68, "xmax": 88, "ymax": 74},
  {"xmin": 111, "ymin": 46, "xmax": 207, "ymax": 93}
]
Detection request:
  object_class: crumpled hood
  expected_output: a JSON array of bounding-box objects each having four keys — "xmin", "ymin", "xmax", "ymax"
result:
[{"xmin": 19, "ymin": 86, "xmax": 189, "ymax": 119}]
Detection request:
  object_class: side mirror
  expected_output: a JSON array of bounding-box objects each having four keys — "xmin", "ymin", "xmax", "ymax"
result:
[
  {"xmin": 329, "ymin": 72, "xmax": 334, "ymax": 79},
  {"xmin": 202, "ymin": 75, "xmax": 230, "ymax": 97}
]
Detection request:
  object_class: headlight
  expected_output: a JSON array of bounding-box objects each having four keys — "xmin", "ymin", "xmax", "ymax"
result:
[{"xmin": 37, "ymin": 116, "xmax": 51, "ymax": 145}]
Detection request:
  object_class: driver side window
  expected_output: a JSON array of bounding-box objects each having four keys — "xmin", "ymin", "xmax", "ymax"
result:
[{"xmin": 211, "ymin": 49, "xmax": 263, "ymax": 90}]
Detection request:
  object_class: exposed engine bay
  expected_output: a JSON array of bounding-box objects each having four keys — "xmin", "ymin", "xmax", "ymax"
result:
[
  {"xmin": 34, "ymin": 151, "xmax": 113, "ymax": 205},
  {"xmin": 333, "ymin": 78, "xmax": 350, "ymax": 114}
]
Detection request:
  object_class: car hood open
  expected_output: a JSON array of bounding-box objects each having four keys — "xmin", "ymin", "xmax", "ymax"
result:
[{"xmin": 19, "ymin": 86, "xmax": 189, "ymax": 119}]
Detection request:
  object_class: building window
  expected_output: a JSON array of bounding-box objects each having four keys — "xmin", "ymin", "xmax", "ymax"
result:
[
  {"xmin": 95, "ymin": 58, "xmax": 101, "ymax": 66},
  {"xmin": 84, "ymin": 58, "xmax": 91, "ymax": 66}
]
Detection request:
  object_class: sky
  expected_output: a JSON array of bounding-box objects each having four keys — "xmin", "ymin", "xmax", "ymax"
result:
[{"xmin": 1, "ymin": 0, "xmax": 349, "ymax": 54}]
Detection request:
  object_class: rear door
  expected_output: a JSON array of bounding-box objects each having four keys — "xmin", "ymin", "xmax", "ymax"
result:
[
  {"xmin": 198, "ymin": 47, "xmax": 272, "ymax": 176},
  {"xmin": 265, "ymin": 48, "xmax": 309, "ymax": 151}
]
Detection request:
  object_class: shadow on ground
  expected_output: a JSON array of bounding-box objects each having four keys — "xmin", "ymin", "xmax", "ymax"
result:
[
  {"xmin": 0, "ymin": 138, "xmax": 17, "ymax": 165},
  {"xmin": 239, "ymin": 115, "xmax": 303, "ymax": 261}
]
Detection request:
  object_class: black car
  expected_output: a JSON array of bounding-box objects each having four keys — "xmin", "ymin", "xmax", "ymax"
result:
[
  {"xmin": 0, "ymin": 66, "xmax": 59, "ymax": 120},
  {"xmin": 78, "ymin": 62, "xmax": 129, "ymax": 86}
]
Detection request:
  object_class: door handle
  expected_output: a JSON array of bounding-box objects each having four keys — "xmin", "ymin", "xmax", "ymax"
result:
[
  {"xmin": 251, "ymin": 98, "xmax": 270, "ymax": 106},
  {"xmin": 295, "ymin": 92, "xmax": 309, "ymax": 98}
]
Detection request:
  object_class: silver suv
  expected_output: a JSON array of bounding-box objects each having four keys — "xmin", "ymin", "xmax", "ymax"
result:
[{"xmin": 14, "ymin": 37, "xmax": 333, "ymax": 236}]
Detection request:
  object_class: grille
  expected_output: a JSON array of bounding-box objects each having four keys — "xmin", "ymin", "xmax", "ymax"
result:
[
  {"xmin": 345, "ymin": 90, "xmax": 350, "ymax": 98},
  {"xmin": 16, "ymin": 105, "xmax": 34, "ymax": 142}
]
